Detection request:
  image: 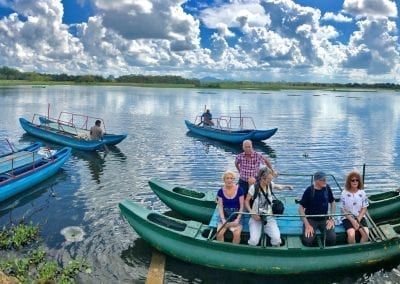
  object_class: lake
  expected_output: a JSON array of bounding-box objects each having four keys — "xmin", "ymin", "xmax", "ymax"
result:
[{"xmin": 0, "ymin": 85, "xmax": 400, "ymax": 283}]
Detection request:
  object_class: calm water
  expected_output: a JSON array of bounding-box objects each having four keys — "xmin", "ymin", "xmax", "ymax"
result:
[{"xmin": 1, "ymin": 86, "xmax": 400, "ymax": 283}]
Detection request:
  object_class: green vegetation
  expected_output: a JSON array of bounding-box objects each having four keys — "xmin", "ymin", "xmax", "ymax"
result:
[
  {"xmin": 0, "ymin": 66, "xmax": 399, "ymax": 91},
  {"xmin": 0, "ymin": 223, "xmax": 90, "ymax": 283}
]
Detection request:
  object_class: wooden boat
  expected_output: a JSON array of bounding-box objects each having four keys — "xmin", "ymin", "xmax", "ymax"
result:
[
  {"xmin": 149, "ymin": 178, "xmax": 400, "ymax": 223},
  {"xmin": 119, "ymin": 199, "xmax": 400, "ymax": 275},
  {"xmin": 19, "ymin": 117, "xmax": 106, "ymax": 151},
  {"xmin": 185, "ymin": 108, "xmax": 278, "ymax": 143},
  {"xmin": 38, "ymin": 111, "xmax": 127, "ymax": 146},
  {"xmin": 0, "ymin": 146, "xmax": 71, "ymax": 202}
]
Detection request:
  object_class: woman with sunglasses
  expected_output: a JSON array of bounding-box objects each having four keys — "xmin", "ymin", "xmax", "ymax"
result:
[
  {"xmin": 341, "ymin": 171, "xmax": 369, "ymax": 243},
  {"xmin": 244, "ymin": 167, "xmax": 293, "ymax": 246}
]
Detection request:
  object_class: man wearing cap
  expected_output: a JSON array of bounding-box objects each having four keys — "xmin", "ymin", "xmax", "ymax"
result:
[{"xmin": 298, "ymin": 171, "xmax": 336, "ymax": 246}]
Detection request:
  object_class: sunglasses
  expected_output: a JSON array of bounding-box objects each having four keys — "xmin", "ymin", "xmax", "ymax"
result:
[{"xmin": 351, "ymin": 179, "xmax": 359, "ymax": 182}]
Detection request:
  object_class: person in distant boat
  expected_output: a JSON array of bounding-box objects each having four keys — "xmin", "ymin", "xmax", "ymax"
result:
[
  {"xmin": 199, "ymin": 109, "xmax": 214, "ymax": 126},
  {"xmin": 298, "ymin": 171, "xmax": 336, "ymax": 246},
  {"xmin": 90, "ymin": 120, "xmax": 104, "ymax": 140},
  {"xmin": 245, "ymin": 167, "xmax": 293, "ymax": 247},
  {"xmin": 235, "ymin": 139, "xmax": 276, "ymax": 197},
  {"xmin": 341, "ymin": 171, "xmax": 369, "ymax": 243},
  {"xmin": 216, "ymin": 170, "xmax": 244, "ymax": 244}
]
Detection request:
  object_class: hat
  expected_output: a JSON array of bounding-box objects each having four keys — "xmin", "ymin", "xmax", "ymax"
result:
[{"xmin": 313, "ymin": 171, "xmax": 327, "ymax": 181}]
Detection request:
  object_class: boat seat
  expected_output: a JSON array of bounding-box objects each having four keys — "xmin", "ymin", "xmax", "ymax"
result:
[
  {"xmin": 185, "ymin": 220, "xmax": 203, "ymax": 238},
  {"xmin": 208, "ymin": 205, "xmax": 346, "ymax": 235}
]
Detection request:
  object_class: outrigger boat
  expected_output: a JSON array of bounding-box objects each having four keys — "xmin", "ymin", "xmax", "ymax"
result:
[
  {"xmin": 185, "ymin": 107, "xmax": 278, "ymax": 144},
  {"xmin": 119, "ymin": 199, "xmax": 400, "ymax": 275},
  {"xmin": 19, "ymin": 117, "xmax": 106, "ymax": 151},
  {"xmin": 148, "ymin": 177, "xmax": 400, "ymax": 224},
  {"xmin": 0, "ymin": 141, "xmax": 71, "ymax": 202},
  {"xmin": 37, "ymin": 111, "xmax": 127, "ymax": 146}
]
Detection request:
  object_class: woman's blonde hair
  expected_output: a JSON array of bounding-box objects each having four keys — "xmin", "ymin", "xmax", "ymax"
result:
[{"xmin": 222, "ymin": 170, "xmax": 236, "ymax": 180}]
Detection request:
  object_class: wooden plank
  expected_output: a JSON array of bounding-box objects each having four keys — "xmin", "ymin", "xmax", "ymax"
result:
[{"xmin": 146, "ymin": 249, "xmax": 165, "ymax": 284}]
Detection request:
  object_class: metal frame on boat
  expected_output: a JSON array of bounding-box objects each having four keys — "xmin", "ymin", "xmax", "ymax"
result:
[{"xmin": 0, "ymin": 143, "xmax": 71, "ymax": 202}]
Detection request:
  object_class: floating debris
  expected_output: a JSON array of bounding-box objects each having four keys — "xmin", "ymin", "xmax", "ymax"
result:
[{"xmin": 60, "ymin": 226, "xmax": 85, "ymax": 242}]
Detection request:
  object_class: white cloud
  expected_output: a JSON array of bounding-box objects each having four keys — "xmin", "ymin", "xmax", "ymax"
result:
[
  {"xmin": 0, "ymin": 0, "xmax": 398, "ymax": 82},
  {"xmin": 343, "ymin": 18, "xmax": 399, "ymax": 74},
  {"xmin": 92, "ymin": 0, "xmax": 200, "ymax": 52},
  {"xmin": 322, "ymin": 12, "xmax": 353, "ymax": 23},
  {"xmin": 200, "ymin": 2, "xmax": 270, "ymax": 30},
  {"xmin": 343, "ymin": 0, "xmax": 398, "ymax": 18},
  {"xmin": 0, "ymin": 0, "xmax": 87, "ymax": 73}
]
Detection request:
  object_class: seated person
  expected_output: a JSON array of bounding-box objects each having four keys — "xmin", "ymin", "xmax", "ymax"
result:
[
  {"xmin": 90, "ymin": 119, "xmax": 104, "ymax": 140},
  {"xmin": 341, "ymin": 171, "xmax": 369, "ymax": 243},
  {"xmin": 244, "ymin": 167, "xmax": 293, "ymax": 247},
  {"xmin": 216, "ymin": 170, "xmax": 244, "ymax": 244},
  {"xmin": 200, "ymin": 109, "xmax": 214, "ymax": 126},
  {"xmin": 298, "ymin": 171, "xmax": 336, "ymax": 246}
]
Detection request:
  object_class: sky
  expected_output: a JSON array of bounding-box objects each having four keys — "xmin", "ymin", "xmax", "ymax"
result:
[{"xmin": 0, "ymin": 0, "xmax": 399, "ymax": 83}]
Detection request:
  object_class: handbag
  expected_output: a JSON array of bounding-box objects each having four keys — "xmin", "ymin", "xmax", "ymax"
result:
[
  {"xmin": 272, "ymin": 199, "xmax": 284, "ymax": 214},
  {"xmin": 259, "ymin": 182, "xmax": 285, "ymax": 215}
]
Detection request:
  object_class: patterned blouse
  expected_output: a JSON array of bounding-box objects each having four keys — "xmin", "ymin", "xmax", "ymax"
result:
[{"xmin": 340, "ymin": 189, "xmax": 369, "ymax": 220}]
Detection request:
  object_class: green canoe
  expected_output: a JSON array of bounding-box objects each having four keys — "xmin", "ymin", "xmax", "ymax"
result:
[
  {"xmin": 148, "ymin": 178, "xmax": 400, "ymax": 223},
  {"xmin": 119, "ymin": 199, "xmax": 400, "ymax": 275}
]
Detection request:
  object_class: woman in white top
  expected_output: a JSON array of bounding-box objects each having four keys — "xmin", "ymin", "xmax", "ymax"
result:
[
  {"xmin": 341, "ymin": 171, "xmax": 369, "ymax": 243},
  {"xmin": 244, "ymin": 167, "xmax": 293, "ymax": 246}
]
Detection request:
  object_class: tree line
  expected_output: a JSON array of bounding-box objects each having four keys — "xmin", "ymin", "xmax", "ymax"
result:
[{"xmin": 0, "ymin": 66, "xmax": 399, "ymax": 90}]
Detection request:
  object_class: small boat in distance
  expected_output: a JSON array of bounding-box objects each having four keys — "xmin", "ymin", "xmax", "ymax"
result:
[
  {"xmin": 38, "ymin": 110, "xmax": 127, "ymax": 146},
  {"xmin": 19, "ymin": 117, "xmax": 106, "ymax": 151},
  {"xmin": 0, "ymin": 140, "xmax": 71, "ymax": 202},
  {"xmin": 185, "ymin": 107, "xmax": 277, "ymax": 143},
  {"xmin": 19, "ymin": 106, "xmax": 126, "ymax": 151}
]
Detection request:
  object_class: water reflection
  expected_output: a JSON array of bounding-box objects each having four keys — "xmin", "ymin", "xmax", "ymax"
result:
[
  {"xmin": 73, "ymin": 150, "xmax": 106, "ymax": 184},
  {"xmin": 0, "ymin": 169, "xmax": 68, "ymax": 222},
  {"xmin": 1, "ymin": 87, "xmax": 400, "ymax": 283}
]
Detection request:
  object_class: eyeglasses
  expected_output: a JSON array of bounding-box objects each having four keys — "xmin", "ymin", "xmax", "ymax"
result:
[{"xmin": 351, "ymin": 179, "xmax": 359, "ymax": 182}]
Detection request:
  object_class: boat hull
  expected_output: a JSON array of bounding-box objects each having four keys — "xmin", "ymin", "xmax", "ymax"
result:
[
  {"xmin": 38, "ymin": 116, "xmax": 127, "ymax": 146},
  {"xmin": 119, "ymin": 200, "xmax": 400, "ymax": 275},
  {"xmin": 0, "ymin": 147, "xmax": 71, "ymax": 202},
  {"xmin": 20, "ymin": 117, "xmax": 105, "ymax": 151},
  {"xmin": 185, "ymin": 120, "xmax": 277, "ymax": 143},
  {"xmin": 149, "ymin": 178, "xmax": 216, "ymax": 223}
]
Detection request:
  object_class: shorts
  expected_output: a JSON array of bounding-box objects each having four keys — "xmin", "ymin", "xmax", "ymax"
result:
[{"xmin": 342, "ymin": 217, "xmax": 367, "ymax": 230}]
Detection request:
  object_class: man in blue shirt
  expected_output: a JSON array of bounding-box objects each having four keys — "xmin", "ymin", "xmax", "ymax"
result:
[
  {"xmin": 200, "ymin": 109, "xmax": 214, "ymax": 126},
  {"xmin": 298, "ymin": 171, "xmax": 336, "ymax": 246}
]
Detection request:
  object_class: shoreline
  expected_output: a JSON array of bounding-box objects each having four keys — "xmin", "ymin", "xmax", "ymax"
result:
[{"xmin": 0, "ymin": 80, "xmax": 398, "ymax": 92}]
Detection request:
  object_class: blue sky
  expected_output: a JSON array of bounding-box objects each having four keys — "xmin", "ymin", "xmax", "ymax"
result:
[{"xmin": 0, "ymin": 0, "xmax": 398, "ymax": 83}]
